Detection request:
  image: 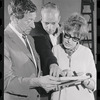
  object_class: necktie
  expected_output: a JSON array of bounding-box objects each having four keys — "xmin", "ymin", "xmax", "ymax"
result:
[
  {"xmin": 22, "ymin": 34, "xmax": 37, "ymax": 68},
  {"xmin": 22, "ymin": 34, "xmax": 31, "ymax": 54}
]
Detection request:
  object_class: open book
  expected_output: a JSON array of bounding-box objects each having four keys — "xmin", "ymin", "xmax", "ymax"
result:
[
  {"xmin": 55, "ymin": 75, "xmax": 91, "ymax": 91},
  {"xmin": 60, "ymin": 75, "xmax": 90, "ymax": 82}
]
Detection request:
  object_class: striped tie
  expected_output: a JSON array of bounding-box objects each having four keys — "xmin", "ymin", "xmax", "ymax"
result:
[{"xmin": 22, "ymin": 34, "xmax": 31, "ymax": 54}]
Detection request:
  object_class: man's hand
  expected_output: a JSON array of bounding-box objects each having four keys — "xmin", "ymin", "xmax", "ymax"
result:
[
  {"xmin": 38, "ymin": 75, "xmax": 61, "ymax": 93},
  {"xmin": 61, "ymin": 69, "xmax": 72, "ymax": 77},
  {"xmin": 50, "ymin": 64, "xmax": 62, "ymax": 77}
]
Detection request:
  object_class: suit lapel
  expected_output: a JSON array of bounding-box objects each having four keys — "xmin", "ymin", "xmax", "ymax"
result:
[
  {"xmin": 6, "ymin": 26, "xmax": 34, "ymax": 63},
  {"xmin": 46, "ymin": 35, "xmax": 53, "ymax": 48},
  {"xmin": 27, "ymin": 35, "xmax": 41, "ymax": 76}
]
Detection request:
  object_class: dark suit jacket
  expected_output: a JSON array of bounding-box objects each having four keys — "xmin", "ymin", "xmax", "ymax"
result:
[
  {"xmin": 4, "ymin": 25, "xmax": 41, "ymax": 100},
  {"xmin": 30, "ymin": 21, "xmax": 63, "ymax": 75}
]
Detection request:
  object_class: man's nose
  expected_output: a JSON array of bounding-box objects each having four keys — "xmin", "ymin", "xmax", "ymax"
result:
[
  {"xmin": 48, "ymin": 24, "xmax": 53, "ymax": 29},
  {"xmin": 30, "ymin": 21, "xmax": 35, "ymax": 28}
]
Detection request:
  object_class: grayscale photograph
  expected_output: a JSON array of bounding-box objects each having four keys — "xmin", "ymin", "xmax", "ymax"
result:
[{"xmin": 4, "ymin": 0, "xmax": 97, "ymax": 100}]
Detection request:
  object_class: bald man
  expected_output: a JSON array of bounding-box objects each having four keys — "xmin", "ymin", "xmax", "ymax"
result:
[{"xmin": 30, "ymin": 2, "xmax": 63, "ymax": 76}]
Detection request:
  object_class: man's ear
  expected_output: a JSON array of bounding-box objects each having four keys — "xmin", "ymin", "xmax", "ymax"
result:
[
  {"xmin": 8, "ymin": 5, "xmax": 13, "ymax": 16},
  {"xmin": 8, "ymin": 5, "xmax": 16, "ymax": 22}
]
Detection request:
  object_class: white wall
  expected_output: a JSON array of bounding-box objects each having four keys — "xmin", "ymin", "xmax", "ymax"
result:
[
  {"xmin": 31, "ymin": 0, "xmax": 42, "ymax": 22},
  {"xmin": 43, "ymin": 0, "xmax": 81, "ymax": 23}
]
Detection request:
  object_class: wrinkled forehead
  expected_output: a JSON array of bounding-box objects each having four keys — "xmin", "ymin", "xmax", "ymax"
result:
[
  {"xmin": 24, "ymin": 11, "xmax": 36, "ymax": 17},
  {"xmin": 41, "ymin": 9, "xmax": 60, "ymax": 22}
]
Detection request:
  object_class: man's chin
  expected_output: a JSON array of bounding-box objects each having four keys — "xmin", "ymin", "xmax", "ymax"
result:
[
  {"xmin": 45, "ymin": 30, "xmax": 54, "ymax": 35},
  {"xmin": 25, "ymin": 30, "xmax": 31, "ymax": 34},
  {"xmin": 48, "ymin": 32, "xmax": 55, "ymax": 35}
]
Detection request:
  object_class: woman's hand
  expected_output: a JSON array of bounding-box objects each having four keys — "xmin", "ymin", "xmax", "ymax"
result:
[{"xmin": 81, "ymin": 78, "xmax": 95, "ymax": 91}]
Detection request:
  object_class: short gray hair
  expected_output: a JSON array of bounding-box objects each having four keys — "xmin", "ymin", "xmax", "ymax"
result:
[{"xmin": 41, "ymin": 2, "xmax": 60, "ymax": 15}]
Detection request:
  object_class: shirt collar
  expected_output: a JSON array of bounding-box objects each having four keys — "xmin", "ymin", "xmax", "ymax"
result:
[
  {"xmin": 61, "ymin": 42, "xmax": 79, "ymax": 56},
  {"xmin": 9, "ymin": 23, "xmax": 23, "ymax": 38}
]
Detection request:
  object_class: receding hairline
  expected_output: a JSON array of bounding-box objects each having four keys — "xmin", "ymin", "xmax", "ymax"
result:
[
  {"xmin": 41, "ymin": 8, "xmax": 60, "ymax": 16},
  {"xmin": 41, "ymin": 2, "xmax": 60, "ymax": 16}
]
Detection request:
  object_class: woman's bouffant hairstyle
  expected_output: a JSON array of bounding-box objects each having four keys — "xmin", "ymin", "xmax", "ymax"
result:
[
  {"xmin": 8, "ymin": 0, "xmax": 37, "ymax": 19},
  {"xmin": 63, "ymin": 12, "xmax": 89, "ymax": 38}
]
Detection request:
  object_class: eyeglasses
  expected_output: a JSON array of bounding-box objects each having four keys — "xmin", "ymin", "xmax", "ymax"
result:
[{"xmin": 64, "ymin": 33, "xmax": 80, "ymax": 42}]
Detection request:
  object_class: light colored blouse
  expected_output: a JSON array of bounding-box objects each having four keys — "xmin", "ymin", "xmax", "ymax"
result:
[{"xmin": 51, "ymin": 44, "xmax": 96, "ymax": 100}]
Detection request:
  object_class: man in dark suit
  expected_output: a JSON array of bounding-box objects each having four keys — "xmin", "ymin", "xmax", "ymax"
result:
[
  {"xmin": 4, "ymin": 0, "xmax": 61, "ymax": 100},
  {"xmin": 30, "ymin": 2, "xmax": 63, "ymax": 76}
]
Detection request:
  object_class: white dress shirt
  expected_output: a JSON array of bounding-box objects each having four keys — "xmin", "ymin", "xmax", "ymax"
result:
[{"xmin": 49, "ymin": 34, "xmax": 58, "ymax": 46}]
